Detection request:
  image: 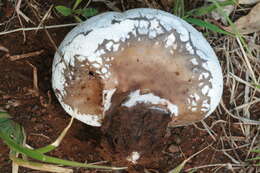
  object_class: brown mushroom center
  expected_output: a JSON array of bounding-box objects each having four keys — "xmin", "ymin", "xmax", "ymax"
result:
[
  {"xmin": 103, "ymin": 35, "xmax": 212, "ymax": 125},
  {"xmin": 62, "ymin": 28, "xmax": 213, "ymax": 126}
]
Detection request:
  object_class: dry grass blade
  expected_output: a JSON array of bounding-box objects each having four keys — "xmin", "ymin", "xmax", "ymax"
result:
[
  {"xmin": 0, "ymin": 23, "xmax": 78, "ymax": 36},
  {"xmin": 229, "ymin": 73, "xmax": 260, "ymax": 93},
  {"xmin": 236, "ymin": 37, "xmax": 257, "ymax": 83},
  {"xmin": 220, "ymin": 100, "xmax": 260, "ymax": 125},
  {"xmin": 168, "ymin": 144, "xmax": 212, "ymax": 173},
  {"xmin": 185, "ymin": 163, "xmax": 245, "ymax": 172},
  {"xmin": 36, "ymin": 5, "xmax": 54, "ymax": 32},
  {"xmin": 239, "ymin": 0, "xmax": 260, "ymax": 4},
  {"xmin": 12, "ymin": 156, "xmax": 73, "ymax": 173},
  {"xmin": 234, "ymin": 98, "xmax": 260, "ymax": 110}
]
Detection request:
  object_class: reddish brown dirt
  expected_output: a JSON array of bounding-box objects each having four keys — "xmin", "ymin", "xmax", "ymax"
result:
[
  {"xmin": 0, "ymin": 0, "xmax": 257, "ymax": 173},
  {"xmin": 100, "ymin": 103, "xmax": 171, "ymax": 167}
]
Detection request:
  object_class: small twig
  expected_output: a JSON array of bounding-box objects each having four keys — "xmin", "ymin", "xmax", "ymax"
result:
[
  {"xmin": 44, "ymin": 28, "xmax": 58, "ymax": 51},
  {"xmin": 15, "ymin": 0, "xmax": 26, "ymax": 42},
  {"xmin": 26, "ymin": 62, "xmax": 39, "ymax": 96},
  {"xmin": 201, "ymin": 120, "xmax": 217, "ymax": 141},
  {"xmin": 120, "ymin": 0, "xmax": 125, "ymax": 11},
  {"xmin": 47, "ymin": 90, "xmax": 52, "ymax": 106},
  {"xmin": 192, "ymin": 121, "xmax": 217, "ymax": 141},
  {"xmin": 246, "ymin": 126, "xmax": 260, "ymax": 159},
  {"xmin": 143, "ymin": 0, "xmax": 154, "ymax": 8},
  {"xmin": 244, "ymin": 71, "xmax": 251, "ymax": 138},
  {"xmin": 15, "ymin": 0, "xmax": 33, "ymax": 23},
  {"xmin": 0, "ymin": 45, "xmax": 9, "ymax": 53},
  {"xmin": 29, "ymin": 133, "xmax": 51, "ymax": 140},
  {"xmin": 211, "ymin": 143, "xmax": 250, "ymax": 152},
  {"xmin": 84, "ymin": 0, "xmax": 92, "ymax": 8},
  {"xmin": 8, "ymin": 50, "xmax": 44, "ymax": 61},
  {"xmin": 220, "ymin": 136, "xmax": 246, "ymax": 142},
  {"xmin": 36, "ymin": 5, "xmax": 53, "ymax": 33},
  {"xmin": 222, "ymin": 149, "xmax": 241, "ymax": 164},
  {"xmin": 92, "ymin": 0, "xmax": 121, "ymax": 12}
]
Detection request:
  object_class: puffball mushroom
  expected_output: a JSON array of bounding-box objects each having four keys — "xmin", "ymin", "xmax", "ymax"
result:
[{"xmin": 52, "ymin": 8, "xmax": 223, "ymax": 164}]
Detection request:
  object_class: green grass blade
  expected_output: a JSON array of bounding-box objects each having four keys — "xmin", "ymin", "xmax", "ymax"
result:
[
  {"xmin": 168, "ymin": 161, "xmax": 186, "ymax": 173},
  {"xmin": 252, "ymin": 84, "xmax": 260, "ymax": 89},
  {"xmin": 186, "ymin": 0, "xmax": 236, "ymax": 17},
  {"xmin": 55, "ymin": 6, "xmax": 72, "ymax": 17},
  {"xmin": 251, "ymin": 149, "xmax": 260, "ymax": 153},
  {"xmin": 73, "ymin": 0, "xmax": 84, "ymax": 10},
  {"xmin": 0, "ymin": 112, "xmax": 125, "ymax": 170},
  {"xmin": 168, "ymin": 144, "xmax": 212, "ymax": 173},
  {"xmin": 172, "ymin": 0, "xmax": 185, "ymax": 17},
  {"xmin": 34, "ymin": 145, "xmax": 56, "ymax": 154},
  {"xmin": 248, "ymin": 157, "xmax": 260, "ymax": 161},
  {"xmin": 246, "ymin": 149, "xmax": 260, "ymax": 165},
  {"xmin": 247, "ymin": 156, "xmax": 260, "ymax": 161},
  {"xmin": 184, "ymin": 17, "xmax": 234, "ymax": 36},
  {"xmin": 35, "ymin": 118, "xmax": 74, "ymax": 154},
  {"xmin": 0, "ymin": 111, "xmax": 11, "ymax": 118},
  {"xmin": 0, "ymin": 131, "xmax": 126, "ymax": 170}
]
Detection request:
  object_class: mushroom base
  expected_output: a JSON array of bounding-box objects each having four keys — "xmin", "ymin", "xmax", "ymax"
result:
[{"xmin": 99, "ymin": 103, "xmax": 171, "ymax": 167}]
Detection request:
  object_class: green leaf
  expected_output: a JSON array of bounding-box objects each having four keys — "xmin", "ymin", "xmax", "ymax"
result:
[
  {"xmin": 74, "ymin": 8, "xmax": 98, "ymax": 18},
  {"xmin": 0, "ymin": 111, "xmax": 25, "ymax": 158},
  {"xmin": 0, "ymin": 112, "xmax": 24, "ymax": 146},
  {"xmin": 81, "ymin": 8, "xmax": 98, "ymax": 18},
  {"xmin": 184, "ymin": 17, "xmax": 234, "ymax": 36},
  {"xmin": 55, "ymin": 6, "xmax": 72, "ymax": 17}
]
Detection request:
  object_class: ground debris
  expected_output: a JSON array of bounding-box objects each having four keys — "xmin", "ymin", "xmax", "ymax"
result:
[{"xmin": 225, "ymin": 3, "xmax": 260, "ymax": 34}]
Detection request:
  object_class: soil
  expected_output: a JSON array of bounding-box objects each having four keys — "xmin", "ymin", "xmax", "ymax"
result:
[
  {"xmin": 0, "ymin": 0, "xmax": 259, "ymax": 173},
  {"xmin": 100, "ymin": 103, "xmax": 172, "ymax": 167}
]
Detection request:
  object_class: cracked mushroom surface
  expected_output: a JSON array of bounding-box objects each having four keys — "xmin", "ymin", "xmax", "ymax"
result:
[{"xmin": 52, "ymin": 8, "xmax": 223, "ymax": 165}]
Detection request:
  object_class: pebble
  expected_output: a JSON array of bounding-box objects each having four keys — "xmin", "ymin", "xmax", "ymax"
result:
[
  {"xmin": 168, "ymin": 144, "xmax": 179, "ymax": 153},
  {"xmin": 172, "ymin": 134, "xmax": 182, "ymax": 145}
]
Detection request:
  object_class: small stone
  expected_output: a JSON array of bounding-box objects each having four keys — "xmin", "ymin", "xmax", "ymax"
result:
[
  {"xmin": 172, "ymin": 134, "xmax": 182, "ymax": 145},
  {"xmin": 168, "ymin": 144, "xmax": 179, "ymax": 153}
]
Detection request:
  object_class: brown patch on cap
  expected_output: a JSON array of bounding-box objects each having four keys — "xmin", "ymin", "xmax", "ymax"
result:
[
  {"xmin": 62, "ymin": 60, "xmax": 103, "ymax": 116},
  {"xmin": 60, "ymin": 28, "xmax": 212, "ymax": 126},
  {"xmin": 102, "ymin": 34, "xmax": 212, "ymax": 126}
]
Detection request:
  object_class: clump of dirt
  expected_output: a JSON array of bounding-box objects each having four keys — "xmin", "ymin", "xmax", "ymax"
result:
[{"xmin": 100, "ymin": 94, "xmax": 171, "ymax": 168}]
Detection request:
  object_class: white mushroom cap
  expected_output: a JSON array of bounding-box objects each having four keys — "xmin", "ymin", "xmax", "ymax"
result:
[{"xmin": 52, "ymin": 8, "xmax": 223, "ymax": 127}]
